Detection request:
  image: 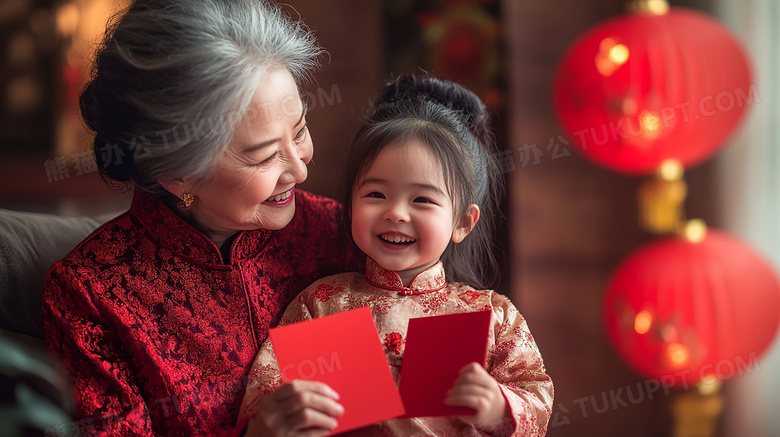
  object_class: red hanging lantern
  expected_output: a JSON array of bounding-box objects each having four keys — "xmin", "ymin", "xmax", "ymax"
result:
[
  {"xmin": 552, "ymin": 7, "xmax": 753, "ymax": 175},
  {"xmin": 603, "ymin": 222, "xmax": 780, "ymax": 387}
]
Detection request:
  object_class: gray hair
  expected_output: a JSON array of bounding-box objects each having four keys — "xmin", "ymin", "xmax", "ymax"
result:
[{"xmin": 80, "ymin": 0, "xmax": 323, "ymax": 193}]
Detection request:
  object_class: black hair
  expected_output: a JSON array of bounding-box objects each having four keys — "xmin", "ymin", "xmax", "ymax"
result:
[{"xmin": 342, "ymin": 74, "xmax": 504, "ymax": 289}]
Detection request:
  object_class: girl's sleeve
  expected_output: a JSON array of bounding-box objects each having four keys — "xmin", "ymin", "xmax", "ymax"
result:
[
  {"xmin": 237, "ymin": 292, "xmax": 315, "ymax": 425},
  {"xmin": 482, "ymin": 292, "xmax": 554, "ymax": 437},
  {"xmin": 43, "ymin": 263, "xmax": 156, "ymax": 436}
]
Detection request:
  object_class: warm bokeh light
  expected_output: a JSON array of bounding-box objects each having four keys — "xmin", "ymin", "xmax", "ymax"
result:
[
  {"xmin": 595, "ymin": 38, "xmax": 629, "ymax": 77},
  {"xmin": 683, "ymin": 219, "xmax": 708, "ymax": 243},
  {"xmin": 599, "ymin": 37, "xmax": 616, "ymax": 53},
  {"xmin": 697, "ymin": 374, "xmax": 721, "ymax": 395},
  {"xmin": 668, "ymin": 342, "xmax": 689, "ymax": 367},
  {"xmin": 639, "ymin": 111, "xmax": 661, "ymax": 139},
  {"xmin": 658, "ymin": 159, "xmax": 683, "ymax": 181},
  {"xmin": 621, "ymin": 97, "xmax": 638, "ymax": 115},
  {"xmin": 608, "ymin": 44, "xmax": 629, "ymax": 64},
  {"xmin": 634, "ymin": 310, "xmax": 653, "ymax": 334},
  {"xmin": 56, "ymin": 0, "xmax": 130, "ymax": 156},
  {"xmin": 6, "ymin": 76, "xmax": 42, "ymax": 114},
  {"xmin": 595, "ymin": 56, "xmax": 615, "ymax": 77},
  {"xmin": 56, "ymin": 4, "xmax": 80, "ymax": 37}
]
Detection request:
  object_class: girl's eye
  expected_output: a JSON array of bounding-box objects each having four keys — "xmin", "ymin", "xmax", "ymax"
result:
[
  {"xmin": 294, "ymin": 124, "xmax": 308, "ymax": 143},
  {"xmin": 413, "ymin": 197, "xmax": 431, "ymax": 204},
  {"xmin": 366, "ymin": 192, "xmax": 386, "ymax": 199}
]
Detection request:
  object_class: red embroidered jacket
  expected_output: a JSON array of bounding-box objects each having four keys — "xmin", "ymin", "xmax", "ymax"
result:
[{"xmin": 43, "ymin": 190, "xmax": 359, "ymax": 436}]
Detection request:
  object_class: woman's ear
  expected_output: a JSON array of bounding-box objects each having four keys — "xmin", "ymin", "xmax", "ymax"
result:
[
  {"xmin": 158, "ymin": 178, "xmax": 190, "ymax": 199},
  {"xmin": 452, "ymin": 204, "xmax": 480, "ymax": 243}
]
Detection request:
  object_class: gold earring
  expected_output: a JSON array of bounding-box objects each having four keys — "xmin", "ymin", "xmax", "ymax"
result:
[{"xmin": 177, "ymin": 193, "xmax": 194, "ymax": 210}]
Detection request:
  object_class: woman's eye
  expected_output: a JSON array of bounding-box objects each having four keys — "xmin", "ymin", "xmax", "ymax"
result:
[
  {"xmin": 294, "ymin": 124, "xmax": 308, "ymax": 143},
  {"xmin": 255, "ymin": 153, "xmax": 277, "ymax": 166},
  {"xmin": 366, "ymin": 192, "xmax": 385, "ymax": 199}
]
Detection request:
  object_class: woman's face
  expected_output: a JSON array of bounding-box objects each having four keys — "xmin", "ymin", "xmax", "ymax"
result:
[{"xmin": 185, "ymin": 69, "xmax": 312, "ymax": 238}]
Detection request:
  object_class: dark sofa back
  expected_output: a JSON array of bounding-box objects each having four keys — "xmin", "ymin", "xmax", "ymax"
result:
[{"xmin": 0, "ymin": 209, "xmax": 110, "ymax": 339}]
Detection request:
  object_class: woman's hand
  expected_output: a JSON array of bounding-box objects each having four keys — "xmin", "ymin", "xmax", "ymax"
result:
[
  {"xmin": 245, "ymin": 380, "xmax": 344, "ymax": 437},
  {"xmin": 444, "ymin": 362, "xmax": 507, "ymax": 428}
]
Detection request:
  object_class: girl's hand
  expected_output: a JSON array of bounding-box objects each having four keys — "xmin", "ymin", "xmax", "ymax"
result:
[
  {"xmin": 444, "ymin": 362, "xmax": 507, "ymax": 427},
  {"xmin": 245, "ymin": 380, "xmax": 344, "ymax": 437}
]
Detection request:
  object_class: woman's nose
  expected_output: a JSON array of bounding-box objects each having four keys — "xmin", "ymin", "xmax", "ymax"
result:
[
  {"xmin": 383, "ymin": 202, "xmax": 409, "ymax": 223},
  {"xmin": 299, "ymin": 138, "xmax": 313, "ymax": 166},
  {"xmin": 284, "ymin": 141, "xmax": 312, "ymax": 184}
]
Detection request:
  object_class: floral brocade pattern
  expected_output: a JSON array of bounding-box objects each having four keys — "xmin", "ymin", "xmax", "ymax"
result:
[
  {"xmin": 240, "ymin": 261, "xmax": 554, "ymax": 436},
  {"xmin": 43, "ymin": 190, "xmax": 360, "ymax": 436},
  {"xmin": 364, "ymin": 258, "xmax": 446, "ymax": 294}
]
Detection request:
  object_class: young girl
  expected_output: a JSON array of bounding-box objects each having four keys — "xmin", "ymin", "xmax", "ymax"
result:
[{"xmin": 239, "ymin": 75, "xmax": 553, "ymax": 436}]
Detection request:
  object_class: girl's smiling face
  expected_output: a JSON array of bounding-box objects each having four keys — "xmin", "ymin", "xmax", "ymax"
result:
[{"xmin": 351, "ymin": 139, "xmax": 478, "ymax": 286}]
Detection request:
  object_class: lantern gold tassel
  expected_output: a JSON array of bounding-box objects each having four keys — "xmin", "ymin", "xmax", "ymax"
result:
[
  {"xmin": 638, "ymin": 159, "xmax": 687, "ymax": 234},
  {"xmin": 672, "ymin": 376, "xmax": 723, "ymax": 437},
  {"xmin": 627, "ymin": 0, "xmax": 670, "ymax": 15}
]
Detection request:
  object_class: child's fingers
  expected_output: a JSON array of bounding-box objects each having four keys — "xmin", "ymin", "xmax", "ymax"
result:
[
  {"xmin": 452, "ymin": 364, "xmax": 497, "ymax": 391},
  {"xmin": 457, "ymin": 362, "xmax": 493, "ymax": 381},
  {"xmin": 445, "ymin": 382, "xmax": 507, "ymax": 426},
  {"xmin": 259, "ymin": 380, "xmax": 344, "ymax": 435},
  {"xmin": 275, "ymin": 380, "xmax": 341, "ymax": 401},
  {"xmin": 445, "ymin": 363, "xmax": 507, "ymax": 425},
  {"xmin": 444, "ymin": 391, "xmax": 491, "ymax": 412},
  {"xmin": 446, "ymin": 382, "xmax": 494, "ymax": 402},
  {"xmin": 273, "ymin": 381, "xmax": 344, "ymax": 418},
  {"xmin": 284, "ymin": 407, "xmax": 340, "ymax": 435},
  {"xmin": 459, "ymin": 362, "xmax": 486, "ymax": 374},
  {"xmin": 260, "ymin": 403, "xmax": 338, "ymax": 437},
  {"xmin": 278, "ymin": 388, "xmax": 345, "ymax": 419},
  {"xmin": 298, "ymin": 430, "xmax": 335, "ymax": 437},
  {"xmin": 445, "ymin": 389, "xmax": 495, "ymax": 414}
]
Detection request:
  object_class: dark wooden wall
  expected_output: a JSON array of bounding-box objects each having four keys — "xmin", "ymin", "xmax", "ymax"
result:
[{"xmin": 285, "ymin": 1, "xmax": 384, "ymax": 201}]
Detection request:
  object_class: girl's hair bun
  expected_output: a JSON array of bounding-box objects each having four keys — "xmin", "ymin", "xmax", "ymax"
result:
[{"xmin": 377, "ymin": 74, "xmax": 492, "ymax": 147}]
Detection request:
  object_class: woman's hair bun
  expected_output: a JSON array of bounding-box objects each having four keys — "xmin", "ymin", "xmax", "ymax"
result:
[
  {"xmin": 378, "ymin": 74, "xmax": 491, "ymax": 145},
  {"xmin": 92, "ymin": 135, "xmax": 136, "ymax": 182},
  {"xmin": 80, "ymin": 80, "xmax": 135, "ymax": 182},
  {"xmin": 79, "ymin": 81, "xmax": 106, "ymax": 141}
]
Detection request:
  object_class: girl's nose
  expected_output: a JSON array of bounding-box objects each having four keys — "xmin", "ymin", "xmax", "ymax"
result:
[{"xmin": 383, "ymin": 202, "xmax": 410, "ymax": 223}]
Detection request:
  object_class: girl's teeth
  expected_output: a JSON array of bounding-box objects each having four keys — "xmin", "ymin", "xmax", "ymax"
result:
[
  {"xmin": 267, "ymin": 190, "xmax": 292, "ymax": 202},
  {"xmin": 381, "ymin": 234, "xmax": 415, "ymax": 243}
]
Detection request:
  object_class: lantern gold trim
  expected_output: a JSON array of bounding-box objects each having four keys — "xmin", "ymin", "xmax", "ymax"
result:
[
  {"xmin": 627, "ymin": 0, "xmax": 670, "ymax": 15},
  {"xmin": 638, "ymin": 159, "xmax": 687, "ymax": 234}
]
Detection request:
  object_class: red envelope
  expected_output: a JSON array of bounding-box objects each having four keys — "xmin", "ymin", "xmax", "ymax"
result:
[
  {"xmin": 269, "ymin": 307, "xmax": 405, "ymax": 435},
  {"xmin": 398, "ymin": 310, "xmax": 493, "ymax": 418}
]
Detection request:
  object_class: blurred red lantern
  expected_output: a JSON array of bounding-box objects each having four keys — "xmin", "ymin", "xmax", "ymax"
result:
[
  {"xmin": 603, "ymin": 223, "xmax": 780, "ymax": 387},
  {"xmin": 553, "ymin": 7, "xmax": 753, "ymax": 175}
]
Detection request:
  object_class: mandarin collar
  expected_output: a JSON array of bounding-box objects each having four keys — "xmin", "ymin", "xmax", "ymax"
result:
[
  {"xmin": 130, "ymin": 190, "xmax": 269, "ymax": 266},
  {"xmin": 364, "ymin": 258, "xmax": 447, "ymax": 295}
]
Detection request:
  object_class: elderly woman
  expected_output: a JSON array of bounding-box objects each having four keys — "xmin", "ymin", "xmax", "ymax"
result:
[{"xmin": 42, "ymin": 1, "xmax": 356, "ymax": 435}]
